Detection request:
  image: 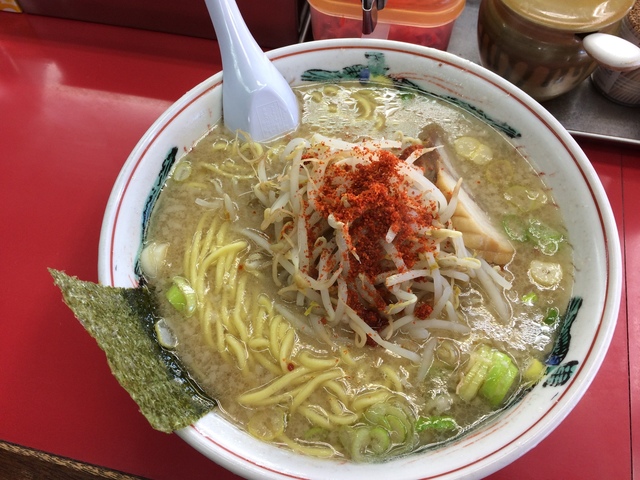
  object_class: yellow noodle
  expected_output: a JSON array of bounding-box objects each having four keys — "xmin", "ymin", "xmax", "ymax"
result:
[
  {"xmin": 238, "ymin": 367, "xmax": 312, "ymax": 405},
  {"xmin": 202, "ymin": 163, "xmax": 254, "ymax": 179},
  {"xmin": 245, "ymin": 348, "xmax": 256, "ymax": 375},
  {"xmin": 188, "ymin": 229, "xmax": 202, "ymax": 284},
  {"xmin": 216, "ymin": 219, "xmax": 230, "ymax": 245},
  {"xmin": 328, "ymin": 395, "xmax": 346, "ymax": 416},
  {"xmin": 198, "ymin": 242, "xmax": 246, "ymax": 300},
  {"xmin": 277, "ymin": 322, "xmax": 289, "ymax": 343},
  {"xmin": 350, "ymin": 389, "xmax": 392, "ymax": 414},
  {"xmin": 211, "ymin": 139, "xmax": 230, "ymax": 150},
  {"xmin": 219, "ymin": 291, "xmax": 235, "ymax": 337},
  {"xmin": 298, "ymin": 351, "xmax": 340, "ymax": 370},
  {"xmin": 224, "ymin": 252, "xmax": 241, "ymax": 296},
  {"xmin": 288, "ymin": 371, "xmax": 318, "ymax": 388},
  {"xmin": 215, "ymin": 306, "xmax": 226, "ymax": 353},
  {"xmin": 201, "ymin": 301, "xmax": 216, "ymax": 349},
  {"xmin": 276, "ymin": 434, "xmax": 335, "ymax": 459},
  {"xmin": 338, "ymin": 347, "xmax": 357, "ymax": 366},
  {"xmin": 243, "ymin": 380, "xmax": 316, "ymax": 407},
  {"xmin": 254, "ymin": 305, "xmax": 268, "ymax": 338},
  {"xmin": 248, "ymin": 291, "xmax": 262, "ymax": 323},
  {"xmin": 325, "ymin": 410, "xmax": 359, "ymax": 426},
  {"xmin": 298, "ymin": 403, "xmax": 358, "ymax": 429},
  {"xmin": 323, "ymin": 380, "xmax": 350, "ymax": 405},
  {"xmin": 232, "ymin": 275, "xmax": 249, "ymax": 342},
  {"xmin": 353, "ymin": 94, "xmax": 372, "ymax": 119},
  {"xmin": 248, "ymin": 337, "xmax": 270, "ymax": 350},
  {"xmin": 201, "ymin": 241, "xmax": 246, "ymax": 274},
  {"xmin": 310, "ymin": 90, "xmax": 323, "ymax": 103},
  {"xmin": 269, "ymin": 315, "xmax": 283, "ymax": 359},
  {"xmin": 220, "ymin": 159, "xmax": 255, "ymax": 173},
  {"xmin": 278, "ymin": 328, "xmax": 296, "ymax": 372},
  {"xmin": 200, "ymin": 215, "xmax": 220, "ymax": 261},
  {"xmin": 184, "ymin": 181, "xmax": 211, "ymax": 189},
  {"xmin": 297, "ymin": 405, "xmax": 333, "ymax": 430},
  {"xmin": 322, "ymin": 85, "xmax": 340, "ymax": 95},
  {"xmin": 258, "ymin": 295, "xmax": 274, "ymax": 314},
  {"xmin": 252, "ymin": 350, "xmax": 283, "ymax": 376},
  {"xmin": 225, "ymin": 334, "xmax": 247, "ymax": 370},
  {"xmin": 381, "ymin": 365, "xmax": 404, "ymax": 393},
  {"xmin": 290, "ymin": 369, "xmax": 343, "ymax": 412},
  {"xmin": 214, "ymin": 251, "xmax": 227, "ymax": 294},
  {"xmin": 190, "ymin": 211, "xmax": 210, "ymax": 269}
]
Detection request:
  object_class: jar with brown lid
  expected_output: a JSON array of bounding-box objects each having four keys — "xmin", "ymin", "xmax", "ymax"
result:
[{"xmin": 477, "ymin": 0, "xmax": 635, "ymax": 101}]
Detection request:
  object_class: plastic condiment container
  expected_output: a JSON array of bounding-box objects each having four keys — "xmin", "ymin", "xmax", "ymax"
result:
[
  {"xmin": 591, "ymin": 2, "xmax": 640, "ymax": 106},
  {"xmin": 477, "ymin": 0, "xmax": 635, "ymax": 101},
  {"xmin": 308, "ymin": 0, "xmax": 466, "ymax": 51}
]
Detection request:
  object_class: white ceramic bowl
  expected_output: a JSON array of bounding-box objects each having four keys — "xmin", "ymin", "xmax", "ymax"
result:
[{"xmin": 98, "ymin": 39, "xmax": 622, "ymax": 480}]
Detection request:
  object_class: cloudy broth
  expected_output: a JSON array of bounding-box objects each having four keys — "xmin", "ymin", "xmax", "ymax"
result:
[{"xmin": 144, "ymin": 82, "xmax": 573, "ymax": 461}]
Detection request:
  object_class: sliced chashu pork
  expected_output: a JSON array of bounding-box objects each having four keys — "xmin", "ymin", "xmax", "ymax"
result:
[{"xmin": 418, "ymin": 127, "xmax": 515, "ymax": 266}]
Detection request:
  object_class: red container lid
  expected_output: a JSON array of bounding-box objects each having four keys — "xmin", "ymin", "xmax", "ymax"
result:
[{"xmin": 308, "ymin": 0, "xmax": 466, "ymax": 27}]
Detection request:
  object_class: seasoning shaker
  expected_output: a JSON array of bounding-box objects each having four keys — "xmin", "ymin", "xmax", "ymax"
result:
[{"xmin": 591, "ymin": 2, "xmax": 640, "ymax": 106}]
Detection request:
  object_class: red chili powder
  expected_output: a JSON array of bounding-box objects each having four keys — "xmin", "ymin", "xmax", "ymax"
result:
[{"xmin": 309, "ymin": 146, "xmax": 438, "ymax": 333}]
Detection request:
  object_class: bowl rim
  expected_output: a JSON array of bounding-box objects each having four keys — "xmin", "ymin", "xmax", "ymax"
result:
[{"xmin": 98, "ymin": 38, "xmax": 623, "ymax": 480}]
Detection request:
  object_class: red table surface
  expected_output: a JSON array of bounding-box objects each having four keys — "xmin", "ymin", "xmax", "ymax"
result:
[{"xmin": 1, "ymin": 11, "xmax": 638, "ymax": 480}]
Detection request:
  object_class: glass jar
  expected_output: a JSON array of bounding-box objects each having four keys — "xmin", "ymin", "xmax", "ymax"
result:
[{"xmin": 477, "ymin": 0, "xmax": 635, "ymax": 101}]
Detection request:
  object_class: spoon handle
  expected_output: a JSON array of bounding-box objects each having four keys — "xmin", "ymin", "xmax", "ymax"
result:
[
  {"xmin": 205, "ymin": 0, "xmax": 299, "ymax": 141},
  {"xmin": 206, "ymin": 0, "xmax": 264, "ymax": 75}
]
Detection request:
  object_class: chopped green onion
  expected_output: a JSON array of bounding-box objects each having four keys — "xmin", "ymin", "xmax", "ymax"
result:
[
  {"xmin": 454, "ymin": 136, "xmax": 493, "ymax": 165},
  {"xmin": 415, "ymin": 415, "xmax": 459, "ymax": 433},
  {"xmin": 139, "ymin": 241, "xmax": 169, "ymax": 278},
  {"xmin": 348, "ymin": 426, "xmax": 372, "ymax": 462},
  {"xmin": 543, "ymin": 307, "xmax": 560, "ymax": 325},
  {"xmin": 172, "ymin": 161, "xmax": 192, "ymax": 182},
  {"xmin": 457, "ymin": 345, "xmax": 519, "ymax": 406},
  {"xmin": 523, "ymin": 358, "xmax": 546, "ymax": 383},
  {"xmin": 527, "ymin": 219, "xmax": 563, "ymax": 255},
  {"xmin": 502, "ymin": 214, "xmax": 528, "ymax": 242},
  {"xmin": 385, "ymin": 412, "xmax": 410, "ymax": 444},
  {"xmin": 154, "ymin": 319, "xmax": 178, "ymax": 349},
  {"xmin": 457, "ymin": 345, "xmax": 493, "ymax": 402},
  {"xmin": 504, "ymin": 185, "xmax": 547, "ymax": 212},
  {"xmin": 529, "ymin": 260, "xmax": 563, "ymax": 288},
  {"xmin": 166, "ymin": 276, "xmax": 197, "ymax": 317},
  {"xmin": 479, "ymin": 350, "xmax": 519, "ymax": 407},
  {"xmin": 339, "ymin": 401, "xmax": 416, "ymax": 460},
  {"xmin": 369, "ymin": 426, "xmax": 392, "ymax": 455},
  {"xmin": 527, "ymin": 219, "xmax": 563, "ymax": 243},
  {"xmin": 521, "ymin": 292, "xmax": 538, "ymax": 305},
  {"xmin": 363, "ymin": 403, "xmax": 413, "ymax": 444}
]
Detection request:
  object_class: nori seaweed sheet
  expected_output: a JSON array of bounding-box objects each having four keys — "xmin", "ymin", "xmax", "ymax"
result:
[{"xmin": 49, "ymin": 269, "xmax": 216, "ymax": 433}]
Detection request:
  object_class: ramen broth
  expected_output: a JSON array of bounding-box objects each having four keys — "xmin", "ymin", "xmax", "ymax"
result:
[{"xmin": 143, "ymin": 82, "xmax": 573, "ymax": 461}]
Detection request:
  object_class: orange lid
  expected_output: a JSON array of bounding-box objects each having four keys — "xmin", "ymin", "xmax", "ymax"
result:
[
  {"xmin": 501, "ymin": 0, "xmax": 635, "ymax": 32},
  {"xmin": 308, "ymin": 0, "xmax": 466, "ymax": 27}
]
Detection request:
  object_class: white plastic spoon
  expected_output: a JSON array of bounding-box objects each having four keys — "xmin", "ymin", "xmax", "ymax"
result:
[
  {"xmin": 583, "ymin": 32, "xmax": 640, "ymax": 72},
  {"xmin": 204, "ymin": 0, "xmax": 299, "ymax": 142}
]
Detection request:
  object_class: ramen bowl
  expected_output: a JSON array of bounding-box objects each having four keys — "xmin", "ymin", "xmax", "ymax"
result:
[{"xmin": 98, "ymin": 38, "xmax": 622, "ymax": 479}]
